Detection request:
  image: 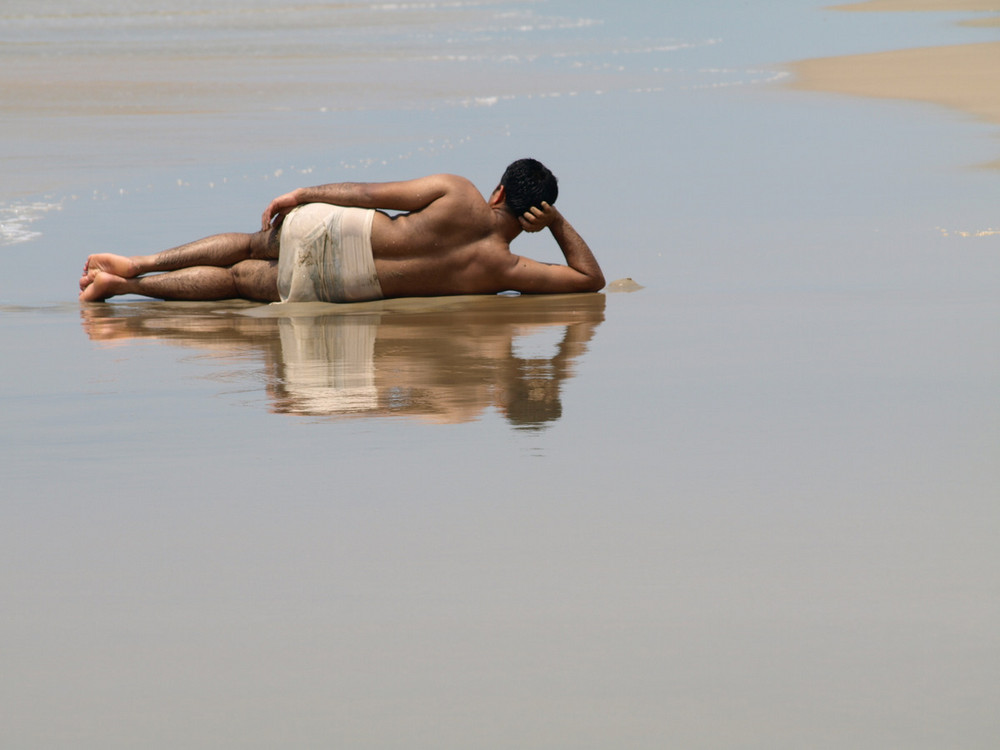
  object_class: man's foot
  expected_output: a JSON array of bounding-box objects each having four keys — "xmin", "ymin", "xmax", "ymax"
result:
[
  {"xmin": 79, "ymin": 270, "xmax": 124, "ymax": 302},
  {"xmin": 81, "ymin": 253, "xmax": 139, "ymax": 287}
]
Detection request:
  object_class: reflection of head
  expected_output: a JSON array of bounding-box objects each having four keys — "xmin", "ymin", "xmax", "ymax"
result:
[
  {"xmin": 500, "ymin": 158, "xmax": 559, "ymax": 216},
  {"xmin": 502, "ymin": 358, "xmax": 562, "ymax": 431}
]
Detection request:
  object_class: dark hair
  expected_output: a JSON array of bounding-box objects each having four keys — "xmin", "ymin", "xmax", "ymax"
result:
[{"xmin": 499, "ymin": 158, "xmax": 558, "ymax": 216}]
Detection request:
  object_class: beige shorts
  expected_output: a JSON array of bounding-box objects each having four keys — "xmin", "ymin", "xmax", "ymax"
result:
[{"xmin": 277, "ymin": 203, "xmax": 383, "ymax": 303}]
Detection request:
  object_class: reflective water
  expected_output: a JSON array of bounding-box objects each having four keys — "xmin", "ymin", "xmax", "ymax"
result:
[{"xmin": 78, "ymin": 293, "xmax": 607, "ymax": 426}]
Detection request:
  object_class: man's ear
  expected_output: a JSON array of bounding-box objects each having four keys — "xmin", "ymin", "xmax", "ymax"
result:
[{"xmin": 489, "ymin": 185, "xmax": 506, "ymax": 207}]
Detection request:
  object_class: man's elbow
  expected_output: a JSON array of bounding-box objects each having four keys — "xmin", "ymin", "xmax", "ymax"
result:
[{"xmin": 580, "ymin": 272, "xmax": 605, "ymax": 293}]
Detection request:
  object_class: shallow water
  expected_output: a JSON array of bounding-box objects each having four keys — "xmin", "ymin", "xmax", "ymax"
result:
[{"xmin": 2, "ymin": 1, "xmax": 999, "ymax": 748}]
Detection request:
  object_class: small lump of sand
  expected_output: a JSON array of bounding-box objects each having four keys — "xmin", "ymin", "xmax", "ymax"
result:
[{"xmin": 605, "ymin": 278, "xmax": 644, "ymax": 293}]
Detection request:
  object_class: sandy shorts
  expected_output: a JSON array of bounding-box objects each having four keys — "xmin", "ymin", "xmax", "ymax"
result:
[{"xmin": 277, "ymin": 203, "xmax": 384, "ymax": 303}]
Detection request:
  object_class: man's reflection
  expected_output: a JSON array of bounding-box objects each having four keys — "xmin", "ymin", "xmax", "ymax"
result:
[{"xmin": 80, "ymin": 294, "xmax": 605, "ymax": 430}]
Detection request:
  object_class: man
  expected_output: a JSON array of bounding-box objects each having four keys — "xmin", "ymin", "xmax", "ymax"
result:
[{"xmin": 79, "ymin": 158, "xmax": 604, "ymax": 303}]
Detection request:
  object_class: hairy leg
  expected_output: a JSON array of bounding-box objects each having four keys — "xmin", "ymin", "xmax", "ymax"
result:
[
  {"xmin": 80, "ymin": 259, "xmax": 280, "ymax": 303},
  {"xmin": 81, "ymin": 267, "xmax": 237, "ymax": 302},
  {"xmin": 232, "ymin": 260, "xmax": 280, "ymax": 302},
  {"xmin": 82, "ymin": 228, "xmax": 279, "ymax": 280}
]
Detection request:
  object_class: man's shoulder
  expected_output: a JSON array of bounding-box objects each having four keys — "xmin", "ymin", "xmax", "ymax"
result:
[
  {"xmin": 430, "ymin": 173, "xmax": 480, "ymax": 197},
  {"xmin": 422, "ymin": 174, "xmax": 488, "ymax": 219}
]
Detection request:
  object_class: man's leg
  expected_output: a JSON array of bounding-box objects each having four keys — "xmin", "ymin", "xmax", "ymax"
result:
[
  {"xmin": 233, "ymin": 260, "xmax": 280, "ymax": 302},
  {"xmin": 81, "ymin": 228, "xmax": 279, "ymax": 283},
  {"xmin": 80, "ymin": 259, "xmax": 279, "ymax": 303}
]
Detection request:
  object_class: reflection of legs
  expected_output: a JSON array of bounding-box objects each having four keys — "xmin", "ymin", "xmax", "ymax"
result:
[
  {"xmin": 81, "ymin": 260, "xmax": 279, "ymax": 302},
  {"xmin": 80, "ymin": 229, "xmax": 280, "ymax": 302}
]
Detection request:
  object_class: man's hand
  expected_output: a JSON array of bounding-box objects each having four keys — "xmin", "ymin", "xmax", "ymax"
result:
[
  {"xmin": 506, "ymin": 200, "xmax": 605, "ymax": 293},
  {"xmin": 261, "ymin": 190, "xmax": 301, "ymax": 231},
  {"xmin": 518, "ymin": 201, "xmax": 562, "ymax": 233}
]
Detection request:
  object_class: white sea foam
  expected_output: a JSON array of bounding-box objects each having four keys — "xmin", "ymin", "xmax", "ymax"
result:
[
  {"xmin": 687, "ymin": 67, "xmax": 791, "ymax": 90},
  {"xmin": 0, "ymin": 200, "xmax": 62, "ymax": 246},
  {"xmin": 937, "ymin": 226, "xmax": 1000, "ymax": 238}
]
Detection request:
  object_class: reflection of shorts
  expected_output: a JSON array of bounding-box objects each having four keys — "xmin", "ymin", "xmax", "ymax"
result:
[
  {"xmin": 277, "ymin": 203, "xmax": 383, "ymax": 303},
  {"xmin": 277, "ymin": 314, "xmax": 380, "ymax": 415}
]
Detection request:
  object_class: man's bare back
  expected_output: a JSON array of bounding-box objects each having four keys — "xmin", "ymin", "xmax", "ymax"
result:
[
  {"xmin": 80, "ymin": 159, "xmax": 604, "ymax": 302},
  {"xmin": 372, "ymin": 175, "xmax": 522, "ymax": 297}
]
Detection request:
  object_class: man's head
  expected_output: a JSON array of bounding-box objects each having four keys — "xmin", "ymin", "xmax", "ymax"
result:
[{"xmin": 499, "ymin": 158, "xmax": 558, "ymax": 216}]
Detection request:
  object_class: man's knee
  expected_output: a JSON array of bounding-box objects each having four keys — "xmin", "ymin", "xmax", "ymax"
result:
[
  {"xmin": 249, "ymin": 229, "xmax": 281, "ymax": 260},
  {"xmin": 233, "ymin": 259, "xmax": 279, "ymax": 302}
]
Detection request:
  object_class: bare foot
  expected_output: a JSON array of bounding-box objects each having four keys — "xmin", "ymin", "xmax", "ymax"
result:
[
  {"xmin": 79, "ymin": 270, "xmax": 125, "ymax": 302},
  {"xmin": 82, "ymin": 253, "xmax": 139, "ymax": 280}
]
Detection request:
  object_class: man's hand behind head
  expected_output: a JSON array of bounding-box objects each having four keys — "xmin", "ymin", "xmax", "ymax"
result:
[{"xmin": 518, "ymin": 201, "xmax": 563, "ymax": 233}]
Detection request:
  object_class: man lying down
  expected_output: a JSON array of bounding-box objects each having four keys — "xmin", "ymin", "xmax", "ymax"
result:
[{"xmin": 79, "ymin": 159, "xmax": 605, "ymax": 303}]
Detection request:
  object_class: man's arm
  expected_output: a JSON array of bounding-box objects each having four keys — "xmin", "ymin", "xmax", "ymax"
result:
[
  {"xmin": 503, "ymin": 203, "xmax": 605, "ymax": 294},
  {"xmin": 261, "ymin": 174, "xmax": 462, "ymax": 230}
]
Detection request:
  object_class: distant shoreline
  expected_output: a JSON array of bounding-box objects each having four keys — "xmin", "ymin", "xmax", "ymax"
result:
[{"xmin": 832, "ymin": 0, "xmax": 1000, "ymax": 26}]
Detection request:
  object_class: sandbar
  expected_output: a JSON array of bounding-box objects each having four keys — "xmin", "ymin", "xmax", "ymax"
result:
[
  {"xmin": 788, "ymin": 19, "xmax": 1000, "ymax": 166},
  {"xmin": 832, "ymin": 1, "xmax": 1000, "ymax": 26},
  {"xmin": 788, "ymin": 42, "xmax": 1000, "ymax": 126},
  {"xmin": 833, "ymin": 0, "xmax": 1000, "ymax": 11}
]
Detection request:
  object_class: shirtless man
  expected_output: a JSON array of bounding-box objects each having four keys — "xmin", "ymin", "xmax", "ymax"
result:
[{"xmin": 79, "ymin": 158, "xmax": 604, "ymax": 303}]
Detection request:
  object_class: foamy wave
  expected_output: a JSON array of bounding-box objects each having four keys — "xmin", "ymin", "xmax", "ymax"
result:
[
  {"xmin": 612, "ymin": 38, "xmax": 722, "ymax": 56},
  {"xmin": 937, "ymin": 226, "xmax": 1000, "ymax": 238},
  {"xmin": 369, "ymin": 1, "xmax": 497, "ymax": 12},
  {"xmin": 0, "ymin": 200, "xmax": 63, "ymax": 246},
  {"xmin": 689, "ymin": 68, "xmax": 791, "ymax": 89},
  {"xmin": 462, "ymin": 95, "xmax": 503, "ymax": 107}
]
